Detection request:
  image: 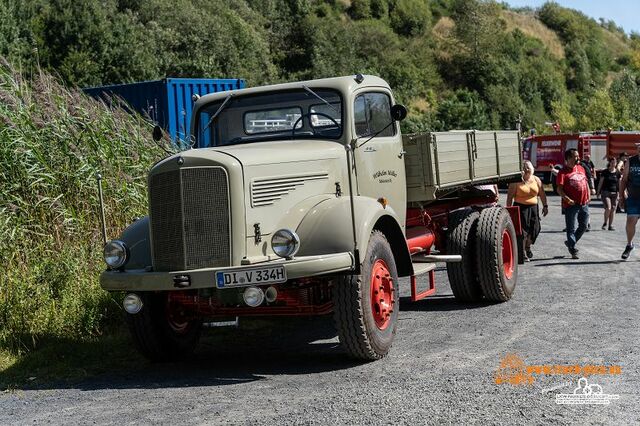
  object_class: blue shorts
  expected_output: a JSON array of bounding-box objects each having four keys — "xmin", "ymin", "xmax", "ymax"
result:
[{"xmin": 626, "ymin": 196, "xmax": 640, "ymax": 217}]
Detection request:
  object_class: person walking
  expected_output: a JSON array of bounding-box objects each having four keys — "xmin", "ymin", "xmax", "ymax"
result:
[
  {"xmin": 556, "ymin": 148, "xmax": 590, "ymax": 259},
  {"xmin": 596, "ymin": 156, "xmax": 620, "ymax": 231},
  {"xmin": 506, "ymin": 161, "xmax": 548, "ymax": 261},
  {"xmin": 579, "ymin": 154, "xmax": 596, "ymax": 231},
  {"xmin": 619, "ymin": 143, "xmax": 640, "ymax": 259},
  {"xmin": 616, "ymin": 152, "xmax": 629, "ymax": 213}
]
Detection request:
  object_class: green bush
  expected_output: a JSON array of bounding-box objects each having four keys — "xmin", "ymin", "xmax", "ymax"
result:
[
  {"xmin": 389, "ymin": 0, "xmax": 431, "ymax": 37},
  {"xmin": 436, "ymin": 89, "xmax": 490, "ymax": 130},
  {"xmin": 0, "ymin": 60, "xmax": 171, "ymax": 353},
  {"xmin": 349, "ymin": 0, "xmax": 372, "ymax": 20}
]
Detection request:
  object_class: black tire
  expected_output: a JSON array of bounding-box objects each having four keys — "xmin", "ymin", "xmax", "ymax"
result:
[
  {"xmin": 126, "ymin": 292, "xmax": 202, "ymax": 362},
  {"xmin": 333, "ymin": 230, "xmax": 399, "ymax": 360},
  {"xmin": 446, "ymin": 209, "xmax": 483, "ymax": 302},
  {"xmin": 475, "ymin": 207, "xmax": 518, "ymax": 302}
]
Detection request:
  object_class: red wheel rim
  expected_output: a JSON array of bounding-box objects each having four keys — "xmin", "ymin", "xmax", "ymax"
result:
[
  {"xmin": 370, "ymin": 259, "xmax": 395, "ymax": 330},
  {"xmin": 166, "ymin": 299, "xmax": 189, "ymax": 334},
  {"xmin": 501, "ymin": 229, "xmax": 514, "ymax": 280},
  {"xmin": 167, "ymin": 316, "xmax": 189, "ymax": 333}
]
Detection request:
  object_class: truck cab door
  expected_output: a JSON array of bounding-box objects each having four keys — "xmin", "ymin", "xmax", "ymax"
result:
[{"xmin": 352, "ymin": 91, "xmax": 406, "ymax": 230}]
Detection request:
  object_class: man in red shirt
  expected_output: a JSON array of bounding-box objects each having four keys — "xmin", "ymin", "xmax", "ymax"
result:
[{"xmin": 556, "ymin": 148, "xmax": 590, "ymax": 259}]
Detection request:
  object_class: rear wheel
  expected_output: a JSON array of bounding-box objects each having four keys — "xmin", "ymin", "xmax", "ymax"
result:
[
  {"xmin": 333, "ymin": 231, "xmax": 399, "ymax": 360},
  {"xmin": 126, "ymin": 292, "xmax": 202, "ymax": 362},
  {"xmin": 446, "ymin": 209, "xmax": 483, "ymax": 302},
  {"xmin": 475, "ymin": 207, "xmax": 518, "ymax": 302}
]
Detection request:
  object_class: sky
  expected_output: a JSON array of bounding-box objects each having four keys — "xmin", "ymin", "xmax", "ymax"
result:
[{"xmin": 504, "ymin": 0, "xmax": 640, "ymax": 35}]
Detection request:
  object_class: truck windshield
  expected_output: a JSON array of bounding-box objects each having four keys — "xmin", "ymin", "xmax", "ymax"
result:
[{"xmin": 196, "ymin": 89, "xmax": 343, "ymax": 148}]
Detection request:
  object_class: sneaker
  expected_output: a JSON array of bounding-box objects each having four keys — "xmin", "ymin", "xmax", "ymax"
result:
[
  {"xmin": 622, "ymin": 244, "xmax": 635, "ymax": 260},
  {"xmin": 564, "ymin": 241, "xmax": 578, "ymax": 257},
  {"xmin": 524, "ymin": 255, "xmax": 531, "ymax": 262},
  {"xmin": 602, "ymin": 223, "xmax": 607, "ymax": 230},
  {"xmin": 608, "ymin": 225, "xmax": 616, "ymax": 231},
  {"xmin": 526, "ymin": 249, "xmax": 533, "ymax": 259},
  {"xmin": 586, "ymin": 223, "xmax": 591, "ymax": 232}
]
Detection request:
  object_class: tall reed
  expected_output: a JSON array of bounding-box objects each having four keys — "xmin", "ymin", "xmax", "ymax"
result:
[{"xmin": 0, "ymin": 58, "xmax": 173, "ymax": 352}]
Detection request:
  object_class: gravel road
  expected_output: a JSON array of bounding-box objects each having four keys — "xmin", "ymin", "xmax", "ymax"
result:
[{"xmin": 2, "ymin": 192, "xmax": 639, "ymax": 425}]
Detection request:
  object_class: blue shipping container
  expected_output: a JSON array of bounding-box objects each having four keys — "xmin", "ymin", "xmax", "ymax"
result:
[{"xmin": 83, "ymin": 77, "xmax": 245, "ymax": 142}]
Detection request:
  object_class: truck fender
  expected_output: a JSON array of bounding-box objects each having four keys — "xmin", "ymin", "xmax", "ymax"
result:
[
  {"xmin": 117, "ymin": 216, "xmax": 152, "ymax": 270},
  {"xmin": 295, "ymin": 197, "xmax": 412, "ymax": 277}
]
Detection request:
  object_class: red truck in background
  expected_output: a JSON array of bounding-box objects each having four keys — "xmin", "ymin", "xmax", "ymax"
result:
[
  {"xmin": 522, "ymin": 133, "xmax": 599, "ymax": 184},
  {"xmin": 522, "ymin": 131, "xmax": 640, "ymax": 191},
  {"xmin": 605, "ymin": 131, "xmax": 640, "ymax": 166}
]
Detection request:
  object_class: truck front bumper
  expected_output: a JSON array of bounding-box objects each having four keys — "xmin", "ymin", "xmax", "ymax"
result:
[{"xmin": 100, "ymin": 252, "xmax": 355, "ymax": 292}]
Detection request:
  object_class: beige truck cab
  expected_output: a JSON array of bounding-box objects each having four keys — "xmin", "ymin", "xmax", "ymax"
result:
[{"xmin": 100, "ymin": 75, "xmax": 523, "ymax": 361}]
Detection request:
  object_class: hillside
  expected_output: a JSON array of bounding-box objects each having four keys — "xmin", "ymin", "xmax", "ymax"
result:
[{"xmin": 1, "ymin": 1, "xmax": 640, "ymax": 133}]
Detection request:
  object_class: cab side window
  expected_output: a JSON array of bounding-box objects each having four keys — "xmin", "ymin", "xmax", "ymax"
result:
[{"xmin": 354, "ymin": 92, "xmax": 395, "ymax": 138}]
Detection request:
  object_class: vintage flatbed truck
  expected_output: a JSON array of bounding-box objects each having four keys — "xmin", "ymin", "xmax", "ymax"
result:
[{"xmin": 100, "ymin": 75, "xmax": 523, "ymax": 361}]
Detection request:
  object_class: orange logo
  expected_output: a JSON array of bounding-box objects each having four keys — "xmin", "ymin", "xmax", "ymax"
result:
[
  {"xmin": 494, "ymin": 353, "xmax": 534, "ymax": 385},
  {"xmin": 495, "ymin": 354, "xmax": 622, "ymax": 386}
]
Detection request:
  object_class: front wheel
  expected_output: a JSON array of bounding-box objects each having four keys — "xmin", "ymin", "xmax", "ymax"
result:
[
  {"xmin": 126, "ymin": 292, "xmax": 202, "ymax": 362},
  {"xmin": 333, "ymin": 231, "xmax": 399, "ymax": 360}
]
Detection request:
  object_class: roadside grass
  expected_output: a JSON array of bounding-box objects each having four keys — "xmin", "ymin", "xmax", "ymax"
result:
[{"xmin": 0, "ymin": 59, "xmax": 174, "ymax": 362}]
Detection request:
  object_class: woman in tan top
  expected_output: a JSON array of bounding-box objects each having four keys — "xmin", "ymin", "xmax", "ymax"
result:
[{"xmin": 507, "ymin": 161, "xmax": 549, "ymax": 261}]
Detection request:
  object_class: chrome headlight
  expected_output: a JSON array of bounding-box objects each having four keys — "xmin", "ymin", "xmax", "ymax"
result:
[
  {"xmin": 271, "ymin": 229, "xmax": 300, "ymax": 258},
  {"xmin": 103, "ymin": 240, "xmax": 128, "ymax": 269}
]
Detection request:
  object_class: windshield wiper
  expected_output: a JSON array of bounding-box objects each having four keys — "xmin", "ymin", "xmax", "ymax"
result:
[
  {"xmin": 302, "ymin": 85, "xmax": 341, "ymax": 118},
  {"xmin": 199, "ymin": 93, "xmax": 233, "ymax": 144}
]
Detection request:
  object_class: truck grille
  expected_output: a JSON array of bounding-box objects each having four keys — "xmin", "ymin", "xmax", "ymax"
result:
[{"xmin": 149, "ymin": 167, "xmax": 230, "ymax": 271}]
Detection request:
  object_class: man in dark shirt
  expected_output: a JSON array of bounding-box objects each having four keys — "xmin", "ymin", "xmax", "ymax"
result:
[
  {"xmin": 556, "ymin": 149, "xmax": 590, "ymax": 259},
  {"xmin": 620, "ymin": 143, "xmax": 640, "ymax": 259}
]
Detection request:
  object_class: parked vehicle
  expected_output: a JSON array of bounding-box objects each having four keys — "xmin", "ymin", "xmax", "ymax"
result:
[
  {"xmin": 84, "ymin": 78, "xmax": 245, "ymax": 143},
  {"xmin": 606, "ymin": 131, "xmax": 640, "ymax": 163},
  {"xmin": 522, "ymin": 133, "xmax": 594, "ymax": 184},
  {"xmin": 99, "ymin": 75, "xmax": 523, "ymax": 361}
]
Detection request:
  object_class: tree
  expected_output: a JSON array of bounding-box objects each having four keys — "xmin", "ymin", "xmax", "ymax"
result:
[
  {"xmin": 389, "ymin": 0, "xmax": 431, "ymax": 37},
  {"xmin": 609, "ymin": 70, "xmax": 640, "ymax": 128},
  {"xmin": 350, "ymin": 0, "xmax": 372, "ymax": 20},
  {"xmin": 550, "ymin": 99, "xmax": 577, "ymax": 132},
  {"xmin": 578, "ymin": 89, "xmax": 615, "ymax": 131},
  {"xmin": 436, "ymin": 89, "xmax": 489, "ymax": 130}
]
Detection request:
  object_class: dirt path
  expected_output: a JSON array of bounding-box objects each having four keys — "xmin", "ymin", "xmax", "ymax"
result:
[{"xmin": 2, "ymin": 193, "xmax": 638, "ymax": 425}]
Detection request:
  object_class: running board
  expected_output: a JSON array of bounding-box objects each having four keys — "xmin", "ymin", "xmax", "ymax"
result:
[
  {"xmin": 410, "ymin": 263, "xmax": 437, "ymax": 302},
  {"xmin": 413, "ymin": 262, "xmax": 436, "ymax": 276},
  {"xmin": 412, "ymin": 254, "xmax": 462, "ymax": 263}
]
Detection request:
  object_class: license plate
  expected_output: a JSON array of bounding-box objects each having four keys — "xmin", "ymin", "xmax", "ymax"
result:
[{"xmin": 216, "ymin": 265, "xmax": 287, "ymax": 288}]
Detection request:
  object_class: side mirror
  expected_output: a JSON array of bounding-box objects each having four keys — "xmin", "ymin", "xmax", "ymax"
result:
[
  {"xmin": 390, "ymin": 104, "xmax": 407, "ymax": 122},
  {"xmin": 152, "ymin": 125, "xmax": 163, "ymax": 142}
]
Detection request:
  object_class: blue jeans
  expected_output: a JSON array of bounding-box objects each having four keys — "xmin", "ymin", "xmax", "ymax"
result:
[{"xmin": 565, "ymin": 204, "xmax": 589, "ymax": 250}]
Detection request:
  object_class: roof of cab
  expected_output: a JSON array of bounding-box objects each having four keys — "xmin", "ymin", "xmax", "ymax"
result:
[{"xmin": 194, "ymin": 74, "xmax": 390, "ymax": 108}]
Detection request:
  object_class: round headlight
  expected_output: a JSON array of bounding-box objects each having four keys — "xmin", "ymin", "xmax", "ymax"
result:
[
  {"xmin": 243, "ymin": 287, "xmax": 265, "ymax": 307},
  {"xmin": 271, "ymin": 229, "xmax": 300, "ymax": 258},
  {"xmin": 123, "ymin": 293, "xmax": 143, "ymax": 314},
  {"xmin": 103, "ymin": 240, "xmax": 128, "ymax": 269}
]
